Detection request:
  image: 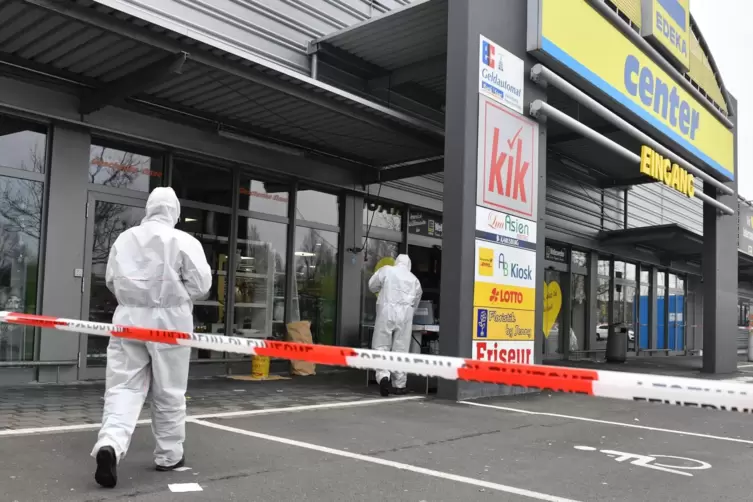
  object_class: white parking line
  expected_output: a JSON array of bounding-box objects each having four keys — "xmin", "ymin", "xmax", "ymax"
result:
[
  {"xmin": 0, "ymin": 396, "xmax": 423, "ymax": 438},
  {"xmin": 737, "ymin": 364, "xmax": 753, "ymax": 368},
  {"xmin": 460, "ymin": 401, "xmax": 753, "ymax": 446},
  {"xmin": 190, "ymin": 418, "xmax": 581, "ymax": 502}
]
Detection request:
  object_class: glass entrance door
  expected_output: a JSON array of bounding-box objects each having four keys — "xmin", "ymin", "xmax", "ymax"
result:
[{"xmin": 79, "ymin": 192, "xmax": 146, "ymax": 379}]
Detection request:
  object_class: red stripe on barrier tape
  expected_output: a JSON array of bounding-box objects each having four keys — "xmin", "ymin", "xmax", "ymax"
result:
[{"xmin": 459, "ymin": 361, "xmax": 598, "ymax": 394}]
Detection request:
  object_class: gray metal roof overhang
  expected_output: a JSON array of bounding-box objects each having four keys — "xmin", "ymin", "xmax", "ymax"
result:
[
  {"xmin": 0, "ymin": 0, "xmax": 445, "ymax": 182},
  {"xmin": 599, "ymin": 224, "xmax": 703, "ymax": 259}
]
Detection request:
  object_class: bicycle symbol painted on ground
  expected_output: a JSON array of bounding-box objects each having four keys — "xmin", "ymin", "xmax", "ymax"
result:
[{"xmin": 574, "ymin": 445, "xmax": 711, "ymax": 477}]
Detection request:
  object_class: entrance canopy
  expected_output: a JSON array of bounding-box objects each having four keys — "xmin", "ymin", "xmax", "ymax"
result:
[
  {"xmin": 0, "ymin": 0, "xmax": 444, "ymax": 182},
  {"xmin": 600, "ymin": 224, "xmax": 704, "ymax": 261}
]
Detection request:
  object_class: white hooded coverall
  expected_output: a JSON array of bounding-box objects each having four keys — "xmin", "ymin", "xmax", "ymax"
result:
[
  {"xmin": 91, "ymin": 187, "xmax": 212, "ymax": 468},
  {"xmin": 369, "ymin": 254, "xmax": 423, "ymax": 389}
]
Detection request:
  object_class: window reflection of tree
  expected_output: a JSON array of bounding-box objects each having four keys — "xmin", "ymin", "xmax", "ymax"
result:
[
  {"xmin": 89, "ymin": 146, "xmax": 149, "ymax": 190},
  {"xmin": 0, "ymin": 145, "xmax": 43, "ymax": 361},
  {"xmin": 296, "ymin": 228, "xmax": 337, "ymax": 345}
]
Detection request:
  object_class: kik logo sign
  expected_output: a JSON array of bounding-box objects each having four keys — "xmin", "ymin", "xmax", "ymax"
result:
[
  {"xmin": 477, "ymin": 96, "xmax": 538, "ymax": 220},
  {"xmin": 489, "ymin": 126, "xmax": 528, "ymax": 204}
]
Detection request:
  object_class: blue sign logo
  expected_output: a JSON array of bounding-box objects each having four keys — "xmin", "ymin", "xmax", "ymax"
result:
[{"xmin": 476, "ymin": 309, "xmax": 488, "ymax": 338}]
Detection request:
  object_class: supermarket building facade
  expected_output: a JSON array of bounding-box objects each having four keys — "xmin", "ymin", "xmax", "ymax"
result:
[{"xmin": 0, "ymin": 0, "xmax": 746, "ymax": 399}]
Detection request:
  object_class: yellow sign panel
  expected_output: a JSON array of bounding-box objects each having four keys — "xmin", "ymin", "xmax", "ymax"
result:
[
  {"xmin": 473, "ymin": 281, "xmax": 535, "ymax": 311},
  {"xmin": 473, "ymin": 307, "xmax": 535, "ymax": 341},
  {"xmin": 478, "ymin": 247, "xmax": 494, "ymax": 277},
  {"xmin": 639, "ymin": 145, "xmax": 695, "ymax": 197},
  {"xmin": 641, "ymin": 0, "xmax": 690, "ymax": 71},
  {"xmin": 537, "ymin": 0, "xmax": 734, "ymax": 181}
]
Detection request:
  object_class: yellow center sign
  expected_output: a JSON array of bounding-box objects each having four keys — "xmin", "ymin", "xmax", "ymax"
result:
[{"xmin": 639, "ymin": 145, "xmax": 695, "ymax": 198}]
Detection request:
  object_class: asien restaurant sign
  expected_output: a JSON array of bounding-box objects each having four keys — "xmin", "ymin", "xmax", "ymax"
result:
[{"xmin": 475, "ymin": 206, "xmax": 537, "ymax": 251}]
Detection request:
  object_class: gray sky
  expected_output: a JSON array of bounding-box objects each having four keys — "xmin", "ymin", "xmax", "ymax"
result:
[{"xmin": 691, "ymin": 0, "xmax": 752, "ymax": 199}]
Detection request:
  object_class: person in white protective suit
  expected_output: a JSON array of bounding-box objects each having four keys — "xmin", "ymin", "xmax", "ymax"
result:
[
  {"xmin": 92, "ymin": 187, "xmax": 211, "ymax": 489},
  {"xmin": 369, "ymin": 254, "xmax": 423, "ymax": 397}
]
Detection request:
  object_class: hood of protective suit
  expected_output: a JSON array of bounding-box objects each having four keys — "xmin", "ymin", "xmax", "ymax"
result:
[
  {"xmin": 143, "ymin": 187, "xmax": 180, "ymax": 227},
  {"xmin": 395, "ymin": 254, "xmax": 412, "ymax": 271}
]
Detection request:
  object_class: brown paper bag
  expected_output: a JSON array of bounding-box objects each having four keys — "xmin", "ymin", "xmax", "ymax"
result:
[{"xmin": 286, "ymin": 321, "xmax": 316, "ymax": 376}]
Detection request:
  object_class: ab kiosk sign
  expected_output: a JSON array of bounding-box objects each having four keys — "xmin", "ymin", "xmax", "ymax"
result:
[{"xmin": 472, "ymin": 47, "xmax": 537, "ymax": 364}]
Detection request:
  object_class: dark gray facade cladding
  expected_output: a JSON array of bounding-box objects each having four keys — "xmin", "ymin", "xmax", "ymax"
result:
[{"xmin": 0, "ymin": 0, "xmax": 743, "ymax": 389}]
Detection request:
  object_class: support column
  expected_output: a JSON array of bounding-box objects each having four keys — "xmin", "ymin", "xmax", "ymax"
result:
[
  {"xmin": 649, "ymin": 267, "xmax": 658, "ymax": 350},
  {"xmin": 438, "ymin": 0, "xmax": 547, "ymax": 400},
  {"xmin": 337, "ymin": 194, "xmax": 364, "ymax": 347},
  {"xmin": 702, "ymin": 96, "xmax": 739, "ymax": 372},
  {"xmin": 38, "ymin": 125, "xmax": 91, "ymax": 383}
]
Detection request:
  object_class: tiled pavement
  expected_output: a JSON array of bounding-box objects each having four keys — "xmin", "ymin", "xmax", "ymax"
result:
[{"xmin": 0, "ymin": 369, "xmax": 375, "ymax": 430}]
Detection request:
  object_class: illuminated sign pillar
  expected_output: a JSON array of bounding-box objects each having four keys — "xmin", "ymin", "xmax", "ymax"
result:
[{"xmin": 440, "ymin": 0, "xmax": 548, "ymax": 400}]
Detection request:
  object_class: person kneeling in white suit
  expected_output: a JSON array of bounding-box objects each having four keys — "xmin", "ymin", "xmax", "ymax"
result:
[
  {"xmin": 92, "ymin": 187, "xmax": 212, "ymax": 488},
  {"xmin": 369, "ymin": 254, "xmax": 423, "ymax": 396}
]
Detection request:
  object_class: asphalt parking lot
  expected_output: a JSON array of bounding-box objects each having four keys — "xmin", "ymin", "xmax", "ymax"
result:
[{"xmin": 2, "ymin": 388, "xmax": 753, "ymax": 502}]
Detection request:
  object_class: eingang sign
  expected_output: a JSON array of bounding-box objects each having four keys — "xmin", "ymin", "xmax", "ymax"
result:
[
  {"xmin": 639, "ymin": 145, "xmax": 695, "ymax": 198},
  {"xmin": 529, "ymin": 0, "xmax": 734, "ymax": 182}
]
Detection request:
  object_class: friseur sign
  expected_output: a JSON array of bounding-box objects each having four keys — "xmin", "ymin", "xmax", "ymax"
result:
[{"xmin": 740, "ymin": 204, "xmax": 753, "ymax": 257}]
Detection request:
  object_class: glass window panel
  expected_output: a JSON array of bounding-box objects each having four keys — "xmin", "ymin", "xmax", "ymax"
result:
[
  {"xmin": 669, "ymin": 273, "xmax": 677, "ymax": 288},
  {"xmin": 595, "ymin": 277, "xmax": 610, "ymax": 348},
  {"xmin": 570, "ymin": 273, "xmax": 587, "ymax": 357},
  {"xmin": 640, "ymin": 270, "xmax": 650, "ymax": 284},
  {"xmin": 239, "ymin": 174, "xmax": 288, "ymax": 217},
  {"xmin": 89, "ymin": 142, "xmax": 163, "ymax": 192},
  {"xmin": 293, "ymin": 227, "xmax": 338, "ymax": 345},
  {"xmin": 625, "ymin": 263, "xmax": 636, "ymax": 281},
  {"xmin": 658, "ymin": 272, "xmax": 666, "ymax": 287},
  {"xmin": 598, "ymin": 259, "xmax": 610, "ymax": 277},
  {"xmin": 363, "ymin": 200, "xmax": 402, "ymax": 231},
  {"xmin": 177, "ymin": 208, "xmax": 231, "ymax": 357},
  {"xmin": 677, "ymin": 276, "xmax": 685, "ymax": 290},
  {"xmin": 361, "ymin": 238, "xmax": 399, "ymax": 327},
  {"xmin": 571, "ymin": 250, "xmax": 588, "ymax": 269},
  {"xmin": 86, "ymin": 201, "xmax": 145, "ymax": 366},
  {"xmin": 639, "ymin": 284, "xmax": 650, "ymax": 349},
  {"xmin": 172, "ymin": 160, "xmax": 232, "ymax": 206},
  {"xmin": 0, "ymin": 175, "xmax": 42, "ymax": 361},
  {"xmin": 0, "ymin": 119, "xmax": 46, "ymax": 173},
  {"xmin": 614, "ymin": 261, "xmax": 626, "ymax": 277},
  {"xmin": 235, "ymin": 217, "xmax": 287, "ymax": 340},
  {"xmin": 657, "ymin": 286, "xmax": 666, "ymax": 349},
  {"xmin": 296, "ymin": 189, "xmax": 339, "ymax": 226}
]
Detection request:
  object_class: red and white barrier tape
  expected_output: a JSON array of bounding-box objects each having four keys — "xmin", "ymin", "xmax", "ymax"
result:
[{"xmin": 1, "ymin": 311, "xmax": 751, "ymax": 413}]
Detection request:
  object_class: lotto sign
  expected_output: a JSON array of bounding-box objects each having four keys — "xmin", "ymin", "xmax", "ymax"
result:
[
  {"xmin": 474, "ymin": 240, "xmax": 536, "ymax": 288},
  {"xmin": 473, "ymin": 281, "xmax": 535, "ymax": 311},
  {"xmin": 472, "ymin": 340, "xmax": 534, "ymax": 363},
  {"xmin": 479, "ymin": 35, "xmax": 525, "ymax": 114},
  {"xmin": 474, "ymin": 307, "xmax": 535, "ymax": 341},
  {"xmin": 477, "ymin": 95, "xmax": 539, "ymax": 221}
]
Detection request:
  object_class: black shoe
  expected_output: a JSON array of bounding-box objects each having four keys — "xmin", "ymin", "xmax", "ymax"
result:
[
  {"xmin": 393, "ymin": 387, "xmax": 408, "ymax": 395},
  {"xmin": 379, "ymin": 377, "xmax": 390, "ymax": 397},
  {"xmin": 94, "ymin": 446, "xmax": 117, "ymax": 488},
  {"xmin": 156, "ymin": 456, "xmax": 185, "ymax": 472}
]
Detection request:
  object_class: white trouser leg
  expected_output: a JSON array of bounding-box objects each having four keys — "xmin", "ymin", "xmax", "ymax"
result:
[
  {"xmin": 390, "ymin": 319, "xmax": 413, "ymax": 389},
  {"xmin": 148, "ymin": 343, "xmax": 191, "ymax": 467},
  {"xmin": 92, "ymin": 338, "xmax": 150, "ymax": 461},
  {"xmin": 372, "ymin": 311, "xmax": 394, "ymax": 383}
]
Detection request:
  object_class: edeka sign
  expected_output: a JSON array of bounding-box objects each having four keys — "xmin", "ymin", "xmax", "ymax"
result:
[
  {"xmin": 473, "ymin": 307, "xmax": 535, "ymax": 341},
  {"xmin": 533, "ymin": 0, "xmax": 734, "ymax": 181},
  {"xmin": 472, "ymin": 340, "xmax": 534, "ymax": 363},
  {"xmin": 479, "ymin": 35, "xmax": 525, "ymax": 114},
  {"xmin": 475, "ymin": 240, "xmax": 536, "ymax": 288},
  {"xmin": 477, "ymin": 95, "xmax": 539, "ymax": 220},
  {"xmin": 739, "ymin": 204, "xmax": 753, "ymax": 256},
  {"xmin": 473, "ymin": 281, "xmax": 535, "ymax": 311},
  {"xmin": 641, "ymin": 0, "xmax": 690, "ymax": 72},
  {"xmin": 475, "ymin": 206, "xmax": 537, "ymax": 251},
  {"xmin": 639, "ymin": 144, "xmax": 695, "ymax": 197}
]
